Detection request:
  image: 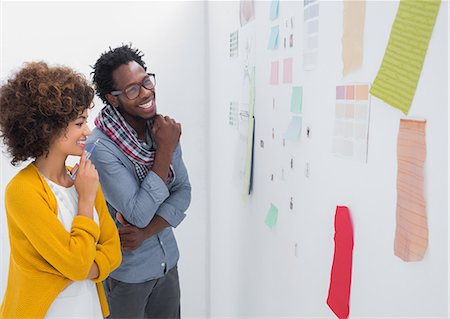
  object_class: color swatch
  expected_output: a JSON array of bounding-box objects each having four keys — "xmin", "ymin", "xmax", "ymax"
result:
[
  {"xmin": 303, "ymin": 0, "xmax": 319, "ymax": 69},
  {"xmin": 332, "ymin": 84, "xmax": 371, "ymax": 163}
]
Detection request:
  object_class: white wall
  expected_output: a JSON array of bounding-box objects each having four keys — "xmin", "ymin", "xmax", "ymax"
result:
[
  {"xmin": 0, "ymin": 2, "xmax": 209, "ymax": 318},
  {"xmin": 208, "ymin": 1, "xmax": 448, "ymax": 318},
  {"xmin": 1, "ymin": 1, "xmax": 449, "ymax": 318}
]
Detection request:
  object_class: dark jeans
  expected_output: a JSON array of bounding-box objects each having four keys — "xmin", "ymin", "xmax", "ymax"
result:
[{"xmin": 104, "ymin": 266, "xmax": 180, "ymax": 319}]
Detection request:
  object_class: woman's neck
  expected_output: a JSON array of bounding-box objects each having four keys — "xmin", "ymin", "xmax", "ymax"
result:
[{"xmin": 34, "ymin": 152, "xmax": 72, "ymax": 187}]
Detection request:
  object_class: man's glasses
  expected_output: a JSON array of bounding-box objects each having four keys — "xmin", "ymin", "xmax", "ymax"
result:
[{"xmin": 110, "ymin": 73, "xmax": 156, "ymax": 100}]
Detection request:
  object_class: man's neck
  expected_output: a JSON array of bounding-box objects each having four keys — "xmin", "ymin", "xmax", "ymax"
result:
[{"xmin": 120, "ymin": 112, "xmax": 148, "ymax": 141}]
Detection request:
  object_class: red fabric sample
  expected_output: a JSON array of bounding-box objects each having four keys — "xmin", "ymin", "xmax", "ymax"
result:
[{"xmin": 327, "ymin": 206, "xmax": 354, "ymax": 319}]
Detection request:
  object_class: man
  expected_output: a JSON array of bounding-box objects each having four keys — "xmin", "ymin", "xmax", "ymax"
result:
[{"xmin": 89, "ymin": 44, "xmax": 191, "ymax": 318}]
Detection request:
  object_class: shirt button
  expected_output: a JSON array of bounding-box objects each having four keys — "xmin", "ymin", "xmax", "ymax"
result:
[
  {"xmin": 160, "ymin": 241, "xmax": 164, "ymax": 246},
  {"xmin": 161, "ymin": 262, "xmax": 165, "ymax": 267}
]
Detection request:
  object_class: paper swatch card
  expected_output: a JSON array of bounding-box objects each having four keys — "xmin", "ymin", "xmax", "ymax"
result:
[
  {"xmin": 303, "ymin": 0, "xmax": 319, "ymax": 69},
  {"xmin": 332, "ymin": 83, "xmax": 371, "ymax": 163}
]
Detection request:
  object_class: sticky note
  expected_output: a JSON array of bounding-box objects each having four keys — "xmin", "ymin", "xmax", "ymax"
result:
[
  {"xmin": 265, "ymin": 203, "xmax": 279, "ymax": 229},
  {"xmin": 284, "ymin": 116, "xmax": 302, "ymax": 141},
  {"xmin": 268, "ymin": 25, "xmax": 279, "ymax": 49},
  {"xmin": 290, "ymin": 86, "xmax": 303, "ymax": 113},
  {"xmin": 270, "ymin": 0, "xmax": 279, "ymax": 20},
  {"xmin": 269, "ymin": 61, "xmax": 279, "ymax": 85},
  {"xmin": 283, "ymin": 57, "xmax": 293, "ymax": 84}
]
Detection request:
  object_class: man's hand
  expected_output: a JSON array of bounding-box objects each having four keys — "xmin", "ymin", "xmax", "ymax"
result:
[
  {"xmin": 116, "ymin": 212, "xmax": 129, "ymax": 226},
  {"xmin": 151, "ymin": 115, "xmax": 182, "ymax": 181},
  {"xmin": 116, "ymin": 212, "xmax": 146, "ymax": 251},
  {"xmin": 115, "ymin": 213, "xmax": 171, "ymax": 251},
  {"xmin": 152, "ymin": 114, "xmax": 181, "ymax": 155}
]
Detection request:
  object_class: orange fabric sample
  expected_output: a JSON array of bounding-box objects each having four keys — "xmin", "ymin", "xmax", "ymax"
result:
[{"xmin": 394, "ymin": 119, "xmax": 428, "ymax": 261}]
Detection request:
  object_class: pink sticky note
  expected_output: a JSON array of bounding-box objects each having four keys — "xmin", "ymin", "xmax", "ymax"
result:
[
  {"xmin": 283, "ymin": 57, "xmax": 293, "ymax": 84},
  {"xmin": 269, "ymin": 61, "xmax": 279, "ymax": 85}
]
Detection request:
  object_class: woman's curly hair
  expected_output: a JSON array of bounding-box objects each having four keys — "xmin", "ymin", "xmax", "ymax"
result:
[{"xmin": 0, "ymin": 61, "xmax": 94, "ymax": 165}]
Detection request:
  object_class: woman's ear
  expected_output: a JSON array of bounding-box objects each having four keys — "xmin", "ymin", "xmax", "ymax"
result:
[{"xmin": 106, "ymin": 94, "xmax": 119, "ymax": 107}]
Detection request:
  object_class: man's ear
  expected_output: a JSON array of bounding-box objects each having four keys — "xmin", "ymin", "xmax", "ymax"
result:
[{"xmin": 106, "ymin": 94, "xmax": 119, "ymax": 107}]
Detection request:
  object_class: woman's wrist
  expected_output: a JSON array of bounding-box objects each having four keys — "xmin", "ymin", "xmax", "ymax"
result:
[{"xmin": 77, "ymin": 200, "xmax": 94, "ymax": 218}]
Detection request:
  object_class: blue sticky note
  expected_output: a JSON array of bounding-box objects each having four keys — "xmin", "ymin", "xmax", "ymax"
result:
[
  {"xmin": 268, "ymin": 25, "xmax": 279, "ymax": 50},
  {"xmin": 290, "ymin": 86, "xmax": 303, "ymax": 113},
  {"xmin": 265, "ymin": 203, "xmax": 278, "ymax": 229},
  {"xmin": 270, "ymin": 0, "xmax": 279, "ymax": 20},
  {"xmin": 283, "ymin": 116, "xmax": 302, "ymax": 141}
]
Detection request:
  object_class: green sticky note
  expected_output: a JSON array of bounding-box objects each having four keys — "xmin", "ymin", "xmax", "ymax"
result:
[
  {"xmin": 370, "ymin": 0, "xmax": 441, "ymax": 114},
  {"xmin": 290, "ymin": 86, "xmax": 303, "ymax": 113},
  {"xmin": 265, "ymin": 203, "xmax": 278, "ymax": 229}
]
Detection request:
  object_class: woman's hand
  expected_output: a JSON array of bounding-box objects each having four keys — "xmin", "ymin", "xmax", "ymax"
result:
[
  {"xmin": 87, "ymin": 262, "xmax": 99, "ymax": 280},
  {"xmin": 74, "ymin": 151, "xmax": 99, "ymax": 218}
]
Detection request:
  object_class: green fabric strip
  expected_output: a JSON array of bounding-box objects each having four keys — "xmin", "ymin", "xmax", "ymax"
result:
[{"xmin": 370, "ymin": 0, "xmax": 440, "ymax": 114}]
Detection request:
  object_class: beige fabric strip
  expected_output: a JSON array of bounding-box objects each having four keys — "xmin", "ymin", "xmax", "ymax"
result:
[{"xmin": 342, "ymin": 0, "xmax": 365, "ymax": 77}]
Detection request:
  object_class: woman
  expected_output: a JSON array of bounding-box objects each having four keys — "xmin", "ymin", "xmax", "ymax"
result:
[{"xmin": 0, "ymin": 62, "xmax": 121, "ymax": 318}]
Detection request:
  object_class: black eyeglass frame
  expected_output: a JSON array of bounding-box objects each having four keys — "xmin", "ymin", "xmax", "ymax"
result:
[{"xmin": 110, "ymin": 73, "xmax": 156, "ymax": 100}]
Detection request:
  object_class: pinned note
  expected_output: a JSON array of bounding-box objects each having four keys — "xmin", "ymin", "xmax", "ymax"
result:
[
  {"xmin": 268, "ymin": 25, "xmax": 280, "ymax": 50},
  {"xmin": 265, "ymin": 203, "xmax": 279, "ymax": 229},
  {"xmin": 269, "ymin": 61, "xmax": 279, "ymax": 85},
  {"xmin": 270, "ymin": 0, "xmax": 279, "ymax": 20},
  {"xmin": 284, "ymin": 116, "xmax": 302, "ymax": 142},
  {"xmin": 290, "ymin": 86, "xmax": 303, "ymax": 113},
  {"xmin": 283, "ymin": 57, "xmax": 293, "ymax": 84}
]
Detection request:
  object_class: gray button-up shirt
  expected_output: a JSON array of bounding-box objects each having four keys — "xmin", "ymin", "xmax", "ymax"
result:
[{"xmin": 87, "ymin": 127, "xmax": 191, "ymax": 283}]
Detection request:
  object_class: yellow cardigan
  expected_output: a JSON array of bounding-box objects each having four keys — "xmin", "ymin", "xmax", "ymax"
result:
[{"xmin": 0, "ymin": 164, "xmax": 122, "ymax": 318}]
